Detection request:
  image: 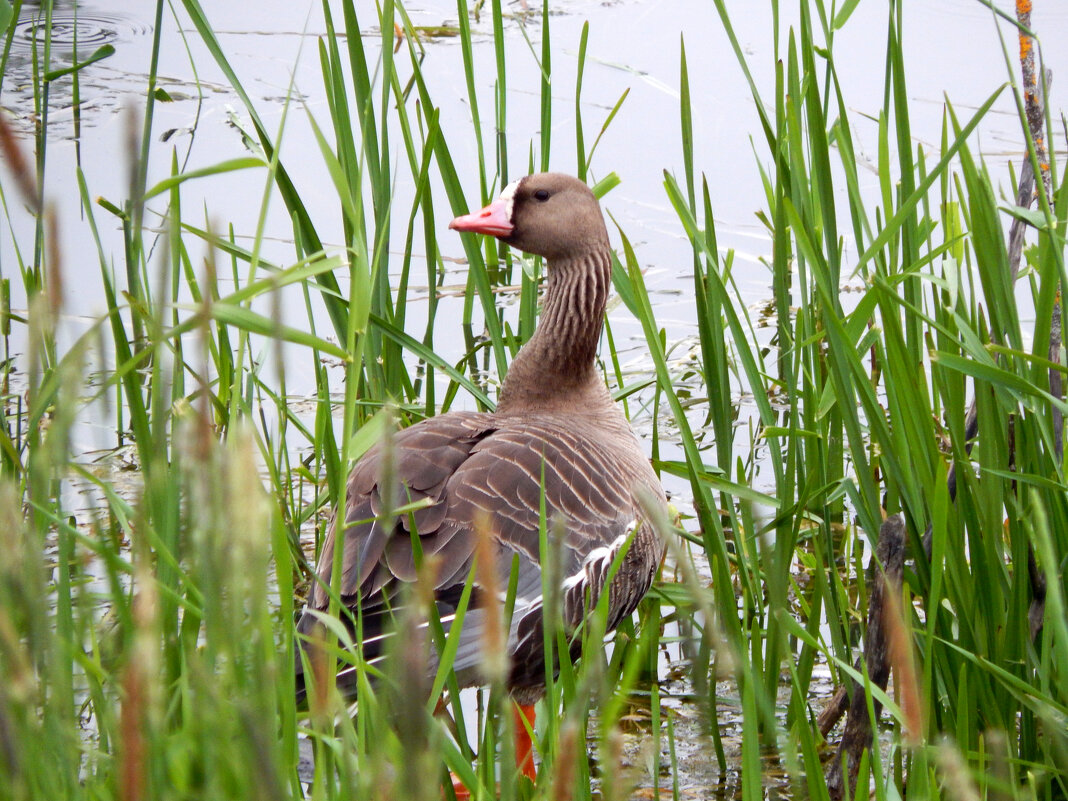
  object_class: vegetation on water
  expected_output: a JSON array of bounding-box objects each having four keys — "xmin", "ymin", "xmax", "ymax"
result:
[{"xmin": 0, "ymin": 0, "xmax": 1065, "ymax": 800}]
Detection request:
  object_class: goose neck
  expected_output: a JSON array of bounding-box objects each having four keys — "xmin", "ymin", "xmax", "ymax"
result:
[{"xmin": 496, "ymin": 250, "xmax": 612, "ymax": 414}]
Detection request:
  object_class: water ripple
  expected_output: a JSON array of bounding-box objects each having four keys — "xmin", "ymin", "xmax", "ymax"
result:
[{"xmin": 11, "ymin": 10, "xmax": 149, "ymax": 51}]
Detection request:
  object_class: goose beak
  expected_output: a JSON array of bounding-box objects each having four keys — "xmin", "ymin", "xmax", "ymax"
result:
[{"xmin": 449, "ymin": 197, "xmax": 514, "ymax": 237}]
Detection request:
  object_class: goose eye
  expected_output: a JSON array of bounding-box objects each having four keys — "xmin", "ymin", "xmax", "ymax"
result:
[{"xmin": 533, "ymin": 189, "xmax": 550, "ymax": 202}]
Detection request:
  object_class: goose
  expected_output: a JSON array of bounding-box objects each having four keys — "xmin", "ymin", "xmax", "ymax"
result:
[{"xmin": 295, "ymin": 172, "xmax": 667, "ymax": 789}]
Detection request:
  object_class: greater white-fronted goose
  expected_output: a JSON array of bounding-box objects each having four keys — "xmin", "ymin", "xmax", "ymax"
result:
[{"xmin": 295, "ymin": 172, "xmax": 667, "ymax": 787}]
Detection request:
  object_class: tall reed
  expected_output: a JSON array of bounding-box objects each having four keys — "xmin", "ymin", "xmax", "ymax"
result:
[{"xmin": 660, "ymin": 2, "xmax": 1067, "ymax": 799}]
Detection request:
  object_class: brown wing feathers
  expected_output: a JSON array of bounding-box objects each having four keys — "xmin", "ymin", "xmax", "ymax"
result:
[
  {"xmin": 299, "ymin": 415, "xmax": 650, "ymax": 685},
  {"xmin": 309, "ymin": 414, "xmax": 637, "ymax": 609}
]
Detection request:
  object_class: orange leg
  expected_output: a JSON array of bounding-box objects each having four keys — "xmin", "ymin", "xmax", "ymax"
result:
[
  {"xmin": 446, "ymin": 701, "xmax": 537, "ymax": 799},
  {"xmin": 513, "ymin": 702, "xmax": 537, "ymax": 783},
  {"xmin": 450, "ymin": 775, "xmax": 472, "ymax": 801}
]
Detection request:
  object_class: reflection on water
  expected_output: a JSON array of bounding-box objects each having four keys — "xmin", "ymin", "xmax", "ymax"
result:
[
  {"xmin": 9, "ymin": 6, "xmax": 148, "ymax": 50},
  {"xmin": 1, "ymin": 1, "xmax": 150, "ymax": 137}
]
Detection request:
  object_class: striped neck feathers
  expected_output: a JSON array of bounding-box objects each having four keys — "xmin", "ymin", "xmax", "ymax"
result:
[{"xmin": 496, "ymin": 249, "xmax": 612, "ymax": 414}]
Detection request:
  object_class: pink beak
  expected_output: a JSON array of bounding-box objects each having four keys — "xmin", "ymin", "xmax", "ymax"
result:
[{"xmin": 449, "ymin": 197, "xmax": 514, "ymax": 237}]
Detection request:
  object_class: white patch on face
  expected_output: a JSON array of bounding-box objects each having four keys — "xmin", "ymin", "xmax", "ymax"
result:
[{"xmin": 498, "ymin": 178, "xmax": 521, "ymax": 224}]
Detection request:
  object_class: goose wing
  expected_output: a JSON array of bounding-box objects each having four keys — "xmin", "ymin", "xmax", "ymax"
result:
[{"xmin": 299, "ymin": 411, "xmax": 660, "ymax": 690}]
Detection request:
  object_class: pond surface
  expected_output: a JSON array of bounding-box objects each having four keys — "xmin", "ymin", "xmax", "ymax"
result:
[
  {"xmin": 3, "ymin": 0, "xmax": 1068, "ymax": 796},
  {"xmin": 4, "ymin": 0, "xmax": 1068, "ymax": 485}
]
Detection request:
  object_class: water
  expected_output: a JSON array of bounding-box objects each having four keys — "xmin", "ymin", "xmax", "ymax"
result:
[
  {"xmin": 5, "ymin": 0, "xmax": 1067, "ymax": 472},
  {"xmin": 3, "ymin": 0, "xmax": 1068, "ymax": 795}
]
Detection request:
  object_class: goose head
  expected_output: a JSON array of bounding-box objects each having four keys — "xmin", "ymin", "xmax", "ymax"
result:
[{"xmin": 450, "ymin": 173, "xmax": 610, "ymax": 262}]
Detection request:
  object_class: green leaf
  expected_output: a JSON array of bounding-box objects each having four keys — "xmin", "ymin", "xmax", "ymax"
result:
[
  {"xmin": 204, "ymin": 302, "xmax": 350, "ymax": 360},
  {"xmin": 933, "ymin": 351, "xmax": 1068, "ymax": 413},
  {"xmin": 142, "ymin": 157, "xmax": 266, "ymax": 200},
  {"xmin": 591, "ymin": 171, "xmax": 621, "ymax": 199},
  {"xmin": 44, "ymin": 44, "xmax": 115, "ymax": 81},
  {"xmin": 345, "ymin": 406, "xmax": 391, "ymax": 464},
  {"xmin": 655, "ymin": 459, "xmax": 779, "ymax": 508},
  {"xmin": 832, "ymin": 0, "xmax": 862, "ymax": 30}
]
